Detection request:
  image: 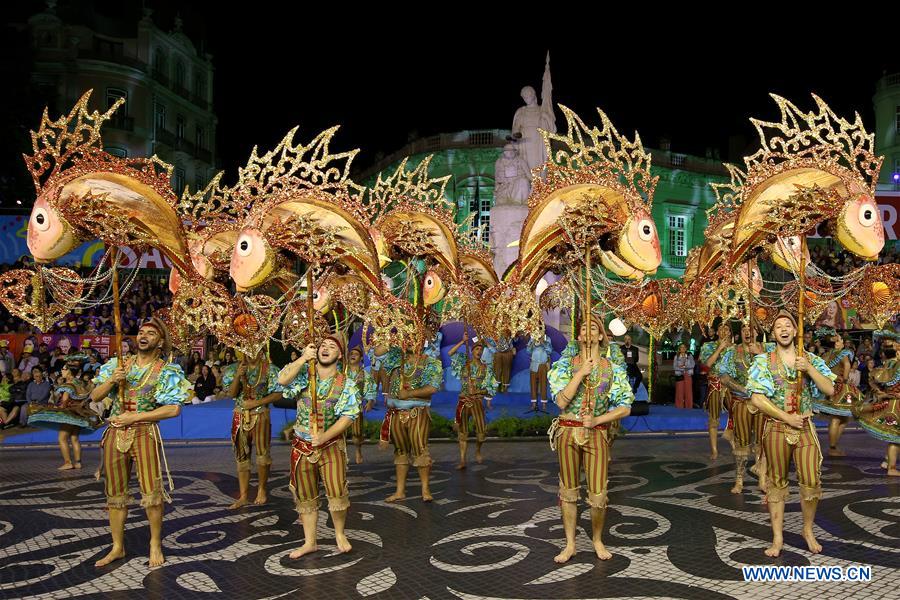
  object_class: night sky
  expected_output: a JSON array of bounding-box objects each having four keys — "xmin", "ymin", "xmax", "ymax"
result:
[{"xmin": 7, "ymin": 2, "xmax": 900, "ymax": 178}]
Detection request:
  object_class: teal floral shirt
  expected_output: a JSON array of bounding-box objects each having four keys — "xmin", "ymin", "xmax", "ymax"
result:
[
  {"xmin": 548, "ymin": 352, "xmax": 634, "ymax": 416},
  {"xmin": 451, "ymin": 353, "xmax": 499, "ymax": 397},
  {"xmin": 717, "ymin": 343, "xmax": 776, "ymax": 394},
  {"xmin": 347, "ymin": 366, "xmax": 377, "ymax": 403},
  {"xmin": 386, "ymin": 355, "xmax": 443, "ymax": 409},
  {"xmin": 368, "ymin": 347, "xmax": 402, "ymax": 372},
  {"xmin": 93, "ymin": 357, "xmax": 190, "ymax": 416},
  {"xmin": 746, "ymin": 351, "xmax": 836, "ymax": 414},
  {"xmin": 221, "ymin": 361, "xmax": 283, "ymax": 413},
  {"xmin": 282, "ymin": 365, "xmax": 360, "ymax": 441}
]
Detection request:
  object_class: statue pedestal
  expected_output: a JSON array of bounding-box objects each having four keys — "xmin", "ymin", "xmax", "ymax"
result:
[
  {"xmin": 489, "ymin": 203, "xmax": 528, "ymax": 278},
  {"xmin": 490, "ymin": 202, "xmax": 569, "ymax": 341}
]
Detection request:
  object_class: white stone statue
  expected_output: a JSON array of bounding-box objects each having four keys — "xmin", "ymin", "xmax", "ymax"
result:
[
  {"xmin": 512, "ymin": 52, "xmax": 557, "ymax": 172},
  {"xmin": 493, "ymin": 143, "xmax": 532, "ymax": 205}
]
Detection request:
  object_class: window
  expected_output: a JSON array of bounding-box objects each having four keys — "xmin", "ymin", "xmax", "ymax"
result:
[
  {"xmin": 195, "ymin": 173, "xmax": 205, "ymax": 192},
  {"xmin": 153, "ymin": 49, "xmax": 167, "ymax": 75},
  {"xmin": 172, "ymin": 167, "xmax": 185, "ymax": 195},
  {"xmin": 176, "ymin": 115, "xmax": 185, "ymax": 140},
  {"xmin": 195, "ymin": 126, "xmax": 205, "ymax": 150},
  {"xmin": 479, "ymin": 194, "xmax": 492, "ymax": 242},
  {"xmin": 667, "ymin": 214, "xmax": 688, "ymax": 266},
  {"xmin": 106, "ymin": 88, "xmax": 127, "ymax": 113},
  {"xmin": 896, "ymin": 106, "xmax": 900, "ymax": 133},
  {"xmin": 194, "ymin": 73, "xmax": 206, "ymax": 99},
  {"xmin": 104, "ymin": 146, "xmax": 127, "ymax": 158},
  {"xmin": 671, "ymin": 154, "xmax": 685, "ymax": 168},
  {"xmin": 175, "ymin": 60, "xmax": 186, "ymax": 89},
  {"xmin": 154, "ymin": 103, "xmax": 166, "ymax": 134}
]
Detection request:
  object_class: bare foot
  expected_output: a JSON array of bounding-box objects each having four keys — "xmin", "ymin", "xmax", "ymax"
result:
[
  {"xmin": 731, "ymin": 481, "xmax": 743, "ymax": 494},
  {"xmin": 710, "ymin": 451, "xmax": 718, "ymax": 461},
  {"xmin": 593, "ymin": 540, "xmax": 612, "ymax": 560},
  {"xmin": 355, "ymin": 449, "xmax": 363, "ymax": 464},
  {"xmin": 887, "ymin": 468, "xmax": 900, "ymax": 477},
  {"xmin": 422, "ymin": 491, "xmax": 434, "ymax": 502},
  {"xmin": 335, "ymin": 533, "xmax": 352, "ymax": 553},
  {"xmin": 554, "ymin": 544, "xmax": 576, "ymax": 564},
  {"xmin": 455, "ymin": 462, "xmax": 466, "ymax": 470},
  {"xmin": 149, "ymin": 543, "xmax": 165, "ymax": 567},
  {"xmin": 253, "ymin": 493, "xmax": 268, "ymax": 506},
  {"xmin": 764, "ymin": 540, "xmax": 783, "ymax": 558},
  {"xmin": 881, "ymin": 461, "xmax": 888, "ymax": 469},
  {"xmin": 828, "ymin": 448, "xmax": 845, "ymax": 457},
  {"xmin": 385, "ymin": 492, "xmax": 406, "ymax": 503},
  {"xmin": 289, "ymin": 542, "xmax": 317, "ymax": 559},
  {"xmin": 58, "ymin": 463, "xmax": 74, "ymax": 471},
  {"xmin": 475, "ymin": 451, "xmax": 484, "ymax": 464},
  {"xmin": 803, "ymin": 530, "xmax": 822, "ymax": 554},
  {"xmin": 94, "ymin": 546, "xmax": 125, "ymax": 567},
  {"xmin": 229, "ymin": 497, "xmax": 249, "ymax": 510},
  {"xmin": 74, "ymin": 462, "xmax": 82, "ymax": 470}
]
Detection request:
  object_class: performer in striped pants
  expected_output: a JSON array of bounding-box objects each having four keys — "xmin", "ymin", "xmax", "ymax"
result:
[
  {"xmin": 718, "ymin": 323, "xmax": 771, "ymax": 494},
  {"xmin": 380, "ymin": 348, "xmax": 443, "ymax": 503},
  {"xmin": 747, "ymin": 310, "xmax": 836, "ymax": 558},
  {"xmin": 547, "ymin": 314, "xmax": 634, "ymax": 564},
  {"xmin": 699, "ymin": 322, "xmax": 733, "ymax": 460},
  {"xmin": 221, "ymin": 352, "xmax": 283, "ymax": 508},
  {"xmin": 89, "ymin": 318, "xmax": 190, "ymax": 568},
  {"xmin": 277, "ymin": 335, "xmax": 360, "ymax": 558},
  {"xmin": 448, "ymin": 337, "xmax": 499, "ymax": 469}
]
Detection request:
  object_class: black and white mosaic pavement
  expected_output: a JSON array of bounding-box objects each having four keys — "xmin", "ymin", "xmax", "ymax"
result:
[{"xmin": 1, "ymin": 432, "xmax": 898, "ymax": 599}]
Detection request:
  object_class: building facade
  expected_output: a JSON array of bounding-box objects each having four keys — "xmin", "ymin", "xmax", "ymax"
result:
[{"xmin": 25, "ymin": 4, "xmax": 217, "ymax": 197}]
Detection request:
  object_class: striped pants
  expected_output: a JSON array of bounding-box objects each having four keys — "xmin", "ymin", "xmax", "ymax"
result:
[
  {"xmin": 706, "ymin": 380, "xmax": 729, "ymax": 428},
  {"xmin": 731, "ymin": 399, "xmax": 763, "ymax": 457},
  {"xmin": 232, "ymin": 410, "xmax": 272, "ymax": 472},
  {"xmin": 99, "ymin": 424, "xmax": 169, "ymax": 509},
  {"xmin": 762, "ymin": 418, "xmax": 822, "ymax": 503},
  {"xmin": 456, "ymin": 395, "xmax": 486, "ymax": 442},
  {"xmin": 387, "ymin": 407, "xmax": 432, "ymax": 467},
  {"xmin": 350, "ymin": 411, "xmax": 365, "ymax": 446},
  {"xmin": 554, "ymin": 425, "xmax": 610, "ymax": 509},
  {"xmin": 289, "ymin": 438, "xmax": 349, "ymax": 514}
]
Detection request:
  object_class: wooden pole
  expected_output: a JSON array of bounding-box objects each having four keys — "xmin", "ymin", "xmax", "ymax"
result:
[
  {"xmin": 110, "ymin": 247, "xmax": 125, "ymax": 408},
  {"xmin": 307, "ymin": 266, "xmax": 318, "ymax": 434}
]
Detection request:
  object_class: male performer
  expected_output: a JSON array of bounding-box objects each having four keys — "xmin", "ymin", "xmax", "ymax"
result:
[
  {"xmin": 747, "ymin": 310, "xmax": 835, "ymax": 557},
  {"xmin": 346, "ymin": 346, "xmax": 376, "ymax": 464},
  {"xmin": 448, "ymin": 336, "xmax": 499, "ymax": 469},
  {"xmin": 221, "ymin": 350, "xmax": 283, "ymax": 508},
  {"xmin": 90, "ymin": 318, "xmax": 190, "ymax": 568},
  {"xmin": 528, "ymin": 331, "xmax": 553, "ymax": 411},
  {"xmin": 699, "ymin": 322, "xmax": 732, "ymax": 460},
  {"xmin": 718, "ymin": 322, "xmax": 769, "ymax": 493},
  {"xmin": 547, "ymin": 314, "xmax": 634, "ymax": 563},
  {"xmin": 380, "ymin": 344, "xmax": 442, "ymax": 502},
  {"xmin": 491, "ymin": 336, "xmax": 516, "ymax": 393},
  {"xmin": 275, "ymin": 335, "xmax": 359, "ymax": 558}
]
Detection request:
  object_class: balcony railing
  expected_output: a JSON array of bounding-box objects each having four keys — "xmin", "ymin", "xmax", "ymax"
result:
[{"xmin": 667, "ymin": 254, "xmax": 687, "ymax": 268}]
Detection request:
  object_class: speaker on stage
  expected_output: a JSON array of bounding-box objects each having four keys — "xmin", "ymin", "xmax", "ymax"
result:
[{"xmin": 630, "ymin": 401, "xmax": 650, "ymax": 416}]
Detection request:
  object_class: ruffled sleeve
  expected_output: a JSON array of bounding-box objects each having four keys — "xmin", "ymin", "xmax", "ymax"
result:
[
  {"xmin": 333, "ymin": 376, "xmax": 361, "ymax": 421},
  {"xmin": 548, "ymin": 352, "xmax": 575, "ymax": 397},
  {"xmin": 281, "ymin": 365, "xmax": 310, "ymax": 400},
  {"xmin": 155, "ymin": 363, "xmax": 191, "ymax": 406},
  {"xmin": 746, "ymin": 354, "xmax": 775, "ymax": 398},
  {"xmin": 607, "ymin": 363, "xmax": 635, "ymax": 409}
]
